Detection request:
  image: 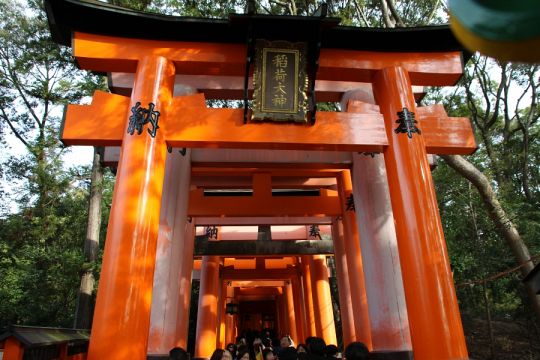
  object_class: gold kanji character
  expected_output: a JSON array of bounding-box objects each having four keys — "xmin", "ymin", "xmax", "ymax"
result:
[
  {"xmin": 274, "ymin": 83, "xmax": 287, "ymax": 95},
  {"xmin": 274, "ymin": 68, "xmax": 287, "ymax": 82},
  {"xmin": 272, "ymin": 54, "xmax": 288, "ymax": 68}
]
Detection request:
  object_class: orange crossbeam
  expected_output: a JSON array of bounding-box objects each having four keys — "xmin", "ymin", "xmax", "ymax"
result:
[
  {"xmin": 347, "ymin": 100, "xmax": 476, "ymax": 155},
  {"xmin": 165, "ymin": 107, "xmax": 387, "ymax": 152},
  {"xmin": 61, "ymin": 91, "xmax": 129, "ymax": 146},
  {"xmin": 62, "ymin": 91, "xmax": 388, "ymax": 152},
  {"xmin": 416, "ymin": 105, "xmax": 476, "ymax": 155},
  {"xmin": 222, "ymin": 268, "xmax": 298, "ymax": 281},
  {"xmin": 73, "ymin": 32, "xmax": 464, "ymax": 86},
  {"xmin": 62, "ymin": 91, "xmax": 475, "ymax": 155},
  {"xmin": 188, "ymin": 188, "xmax": 341, "ymax": 217}
]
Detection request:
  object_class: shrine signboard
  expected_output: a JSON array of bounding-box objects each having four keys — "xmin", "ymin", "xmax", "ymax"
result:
[{"xmin": 252, "ymin": 40, "xmax": 309, "ymax": 122}]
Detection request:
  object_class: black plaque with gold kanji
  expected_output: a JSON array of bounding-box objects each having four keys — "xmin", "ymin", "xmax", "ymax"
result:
[{"xmin": 252, "ymin": 40, "xmax": 309, "ymax": 122}]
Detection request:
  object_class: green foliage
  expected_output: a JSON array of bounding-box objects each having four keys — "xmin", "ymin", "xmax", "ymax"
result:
[
  {"xmin": 428, "ymin": 56, "xmax": 540, "ymax": 321},
  {"xmin": 0, "ymin": 0, "xmax": 111, "ymax": 332}
]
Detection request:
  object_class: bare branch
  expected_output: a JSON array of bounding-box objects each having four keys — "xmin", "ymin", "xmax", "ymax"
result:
[
  {"xmin": 379, "ymin": 0, "xmax": 394, "ymax": 28},
  {"xmin": 353, "ymin": 0, "xmax": 371, "ymax": 26},
  {"xmin": 385, "ymin": 0, "xmax": 405, "ymax": 27},
  {"xmin": 0, "ymin": 106, "xmax": 33, "ymax": 152}
]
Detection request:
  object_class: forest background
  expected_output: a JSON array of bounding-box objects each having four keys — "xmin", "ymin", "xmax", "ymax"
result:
[{"xmin": 0, "ymin": 1, "xmax": 539, "ymax": 359}]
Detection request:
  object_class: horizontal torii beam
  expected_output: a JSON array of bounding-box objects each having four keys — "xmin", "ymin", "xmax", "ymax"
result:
[
  {"xmin": 195, "ymin": 239, "xmax": 334, "ymax": 256},
  {"xmin": 109, "ymin": 73, "xmax": 426, "ymax": 102},
  {"xmin": 222, "ymin": 268, "xmax": 299, "ymax": 281},
  {"xmin": 194, "ymin": 216, "xmax": 333, "ymax": 226},
  {"xmin": 188, "ymin": 188, "xmax": 341, "ymax": 217},
  {"xmin": 62, "ymin": 91, "xmax": 475, "ymax": 155},
  {"xmin": 73, "ymin": 32, "xmax": 464, "ymax": 86}
]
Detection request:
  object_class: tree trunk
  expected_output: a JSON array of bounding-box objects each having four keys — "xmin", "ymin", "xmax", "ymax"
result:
[
  {"xmin": 441, "ymin": 154, "xmax": 540, "ymax": 323},
  {"xmin": 74, "ymin": 146, "xmax": 104, "ymax": 329}
]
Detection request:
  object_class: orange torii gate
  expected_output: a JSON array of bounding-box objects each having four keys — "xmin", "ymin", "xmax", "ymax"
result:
[{"xmin": 45, "ymin": 1, "xmax": 475, "ymax": 359}]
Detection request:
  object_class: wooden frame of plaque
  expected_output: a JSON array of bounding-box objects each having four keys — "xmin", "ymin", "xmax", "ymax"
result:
[{"xmin": 252, "ymin": 40, "xmax": 309, "ymax": 122}]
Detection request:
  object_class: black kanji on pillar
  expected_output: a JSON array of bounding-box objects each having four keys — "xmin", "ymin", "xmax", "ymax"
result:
[
  {"xmin": 205, "ymin": 226, "xmax": 219, "ymax": 240},
  {"xmin": 395, "ymin": 107, "xmax": 420, "ymax": 139},
  {"xmin": 127, "ymin": 102, "xmax": 160, "ymax": 138},
  {"xmin": 309, "ymin": 224, "xmax": 321, "ymax": 239},
  {"xmin": 346, "ymin": 194, "xmax": 355, "ymax": 212}
]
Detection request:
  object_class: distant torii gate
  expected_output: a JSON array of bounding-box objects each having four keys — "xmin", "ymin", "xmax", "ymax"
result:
[{"xmin": 45, "ymin": 1, "xmax": 475, "ymax": 359}]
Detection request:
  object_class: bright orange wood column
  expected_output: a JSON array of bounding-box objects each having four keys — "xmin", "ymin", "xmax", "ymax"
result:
[
  {"xmin": 291, "ymin": 274, "xmax": 307, "ymax": 343},
  {"xmin": 195, "ymin": 256, "xmax": 221, "ymax": 359},
  {"xmin": 87, "ymin": 56, "xmax": 174, "ymax": 360},
  {"xmin": 285, "ymin": 281, "xmax": 299, "ymax": 343},
  {"xmin": 311, "ymin": 255, "xmax": 337, "ymax": 345},
  {"xmin": 331, "ymin": 218, "xmax": 356, "ymax": 345},
  {"xmin": 3, "ymin": 338, "xmax": 24, "ymax": 360},
  {"xmin": 277, "ymin": 292, "xmax": 289, "ymax": 336},
  {"xmin": 218, "ymin": 281, "xmax": 227, "ymax": 349},
  {"xmin": 300, "ymin": 256, "xmax": 317, "ymax": 337},
  {"xmin": 372, "ymin": 66, "xmax": 468, "ymax": 359},
  {"xmin": 337, "ymin": 171, "xmax": 373, "ymax": 349}
]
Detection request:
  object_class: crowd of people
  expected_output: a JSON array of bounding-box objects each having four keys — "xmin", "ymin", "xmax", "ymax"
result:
[{"xmin": 168, "ymin": 332, "xmax": 369, "ymax": 360}]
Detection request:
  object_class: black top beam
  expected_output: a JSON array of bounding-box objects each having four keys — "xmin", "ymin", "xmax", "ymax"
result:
[{"xmin": 45, "ymin": 0, "xmax": 468, "ymax": 55}]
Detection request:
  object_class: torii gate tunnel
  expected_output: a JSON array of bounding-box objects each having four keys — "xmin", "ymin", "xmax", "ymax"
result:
[{"xmin": 46, "ymin": 1, "xmax": 476, "ymax": 359}]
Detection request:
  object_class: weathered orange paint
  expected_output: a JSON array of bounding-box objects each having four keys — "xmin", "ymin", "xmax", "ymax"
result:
[
  {"xmin": 311, "ymin": 255, "xmax": 337, "ymax": 345},
  {"xmin": 3, "ymin": 338, "xmax": 23, "ymax": 360},
  {"xmin": 337, "ymin": 171, "xmax": 373, "ymax": 349},
  {"xmin": 330, "ymin": 218, "xmax": 356, "ymax": 345},
  {"xmin": 87, "ymin": 56, "xmax": 175, "ymax": 360},
  {"xmin": 372, "ymin": 66, "xmax": 468, "ymax": 359},
  {"xmin": 195, "ymin": 256, "xmax": 221, "ymax": 359},
  {"xmin": 72, "ymin": 32, "xmax": 463, "ymax": 86},
  {"xmin": 300, "ymin": 256, "xmax": 317, "ymax": 338}
]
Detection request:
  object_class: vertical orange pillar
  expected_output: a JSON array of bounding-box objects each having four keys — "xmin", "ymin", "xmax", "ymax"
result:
[
  {"xmin": 291, "ymin": 271, "xmax": 307, "ymax": 343},
  {"xmin": 311, "ymin": 255, "xmax": 337, "ymax": 345},
  {"xmin": 307, "ymin": 256, "xmax": 323, "ymax": 337},
  {"xmin": 372, "ymin": 66, "xmax": 467, "ymax": 359},
  {"xmin": 148, "ymin": 150, "xmax": 193, "ymax": 356},
  {"xmin": 194, "ymin": 255, "xmax": 221, "ymax": 359},
  {"xmin": 278, "ymin": 291, "xmax": 289, "ymax": 336},
  {"xmin": 3, "ymin": 338, "xmax": 24, "ymax": 360},
  {"xmin": 330, "ymin": 218, "xmax": 356, "ymax": 345},
  {"xmin": 218, "ymin": 281, "xmax": 227, "ymax": 349},
  {"xmin": 88, "ymin": 56, "xmax": 174, "ymax": 360},
  {"xmin": 337, "ymin": 171, "xmax": 372, "ymax": 348},
  {"xmin": 175, "ymin": 221, "xmax": 196, "ymax": 348},
  {"xmin": 285, "ymin": 281, "xmax": 299, "ymax": 343},
  {"xmin": 350, "ymin": 152, "xmax": 411, "ymax": 352},
  {"xmin": 300, "ymin": 256, "xmax": 317, "ymax": 337}
]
